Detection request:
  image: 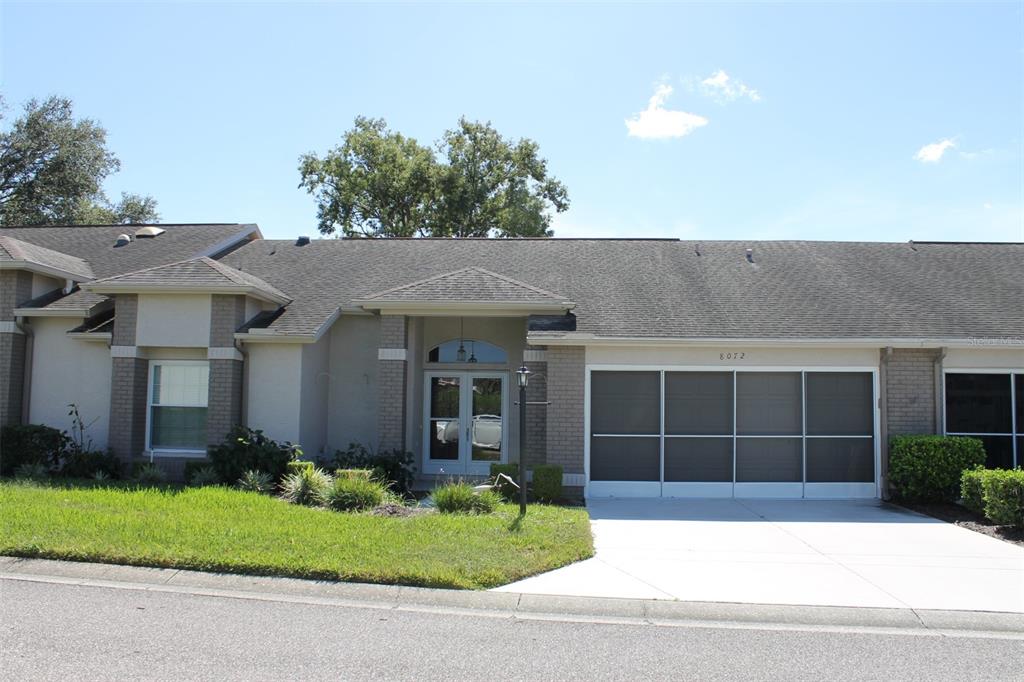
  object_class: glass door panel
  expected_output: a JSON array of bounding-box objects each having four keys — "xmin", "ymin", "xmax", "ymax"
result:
[
  {"xmin": 428, "ymin": 376, "xmax": 460, "ymax": 462},
  {"xmin": 470, "ymin": 377, "xmax": 504, "ymax": 463}
]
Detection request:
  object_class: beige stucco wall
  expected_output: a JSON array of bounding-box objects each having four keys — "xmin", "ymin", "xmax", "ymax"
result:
[
  {"xmin": 27, "ymin": 317, "xmax": 111, "ymax": 449},
  {"xmin": 245, "ymin": 343, "xmax": 302, "ymax": 444},
  {"xmin": 31, "ymin": 273, "xmax": 63, "ymax": 299},
  {"xmin": 944, "ymin": 347, "xmax": 1024, "ymax": 369},
  {"xmin": 326, "ymin": 315, "xmax": 379, "ymax": 453},
  {"xmin": 585, "ymin": 345, "xmax": 880, "ymax": 367},
  {"xmin": 135, "ymin": 294, "xmax": 211, "ymax": 347}
]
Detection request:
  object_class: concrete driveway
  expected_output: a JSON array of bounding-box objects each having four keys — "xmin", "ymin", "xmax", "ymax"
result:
[{"xmin": 497, "ymin": 499, "xmax": 1024, "ymax": 612}]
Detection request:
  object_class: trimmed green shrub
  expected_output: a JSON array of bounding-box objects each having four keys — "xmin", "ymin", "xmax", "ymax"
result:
[
  {"xmin": 330, "ymin": 443, "xmax": 416, "ymax": 495},
  {"xmin": 134, "ymin": 463, "xmax": 166, "ymax": 485},
  {"xmin": 960, "ymin": 467, "xmax": 987, "ymax": 515},
  {"xmin": 324, "ymin": 476, "xmax": 386, "ymax": 511},
  {"xmin": 889, "ymin": 435, "xmax": 986, "ymax": 503},
  {"xmin": 981, "ymin": 469, "xmax": 1024, "ymax": 528},
  {"xmin": 335, "ymin": 468, "xmax": 373, "ymax": 481},
  {"xmin": 208, "ymin": 427, "xmax": 300, "ymax": 484},
  {"xmin": 432, "ymin": 482, "xmax": 500, "ymax": 514},
  {"xmin": 61, "ymin": 449, "xmax": 120, "ymax": 479},
  {"xmin": 189, "ymin": 466, "xmax": 220, "ymax": 487},
  {"xmin": 532, "ymin": 464, "xmax": 563, "ymax": 502},
  {"xmin": 489, "ymin": 463, "xmax": 519, "ymax": 501},
  {"xmin": 287, "ymin": 460, "xmax": 315, "ymax": 476},
  {"xmin": 1, "ymin": 424, "xmax": 68, "ymax": 475},
  {"xmin": 237, "ymin": 469, "xmax": 273, "ymax": 494},
  {"xmin": 13, "ymin": 461, "xmax": 50, "ymax": 480},
  {"xmin": 279, "ymin": 467, "xmax": 332, "ymax": 506},
  {"xmin": 182, "ymin": 460, "xmax": 209, "ymax": 484}
]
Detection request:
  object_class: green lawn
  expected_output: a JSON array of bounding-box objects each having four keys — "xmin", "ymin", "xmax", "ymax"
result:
[{"xmin": 0, "ymin": 481, "xmax": 593, "ymax": 589}]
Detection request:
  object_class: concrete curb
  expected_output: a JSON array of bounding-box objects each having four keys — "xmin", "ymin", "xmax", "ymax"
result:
[{"xmin": 2, "ymin": 556, "xmax": 1022, "ymax": 636}]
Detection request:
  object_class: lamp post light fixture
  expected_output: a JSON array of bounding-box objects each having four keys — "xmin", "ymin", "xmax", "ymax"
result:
[{"xmin": 515, "ymin": 365, "xmax": 531, "ymax": 515}]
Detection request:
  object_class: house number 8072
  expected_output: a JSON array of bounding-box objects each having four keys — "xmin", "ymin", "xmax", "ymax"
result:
[{"xmin": 720, "ymin": 352, "xmax": 746, "ymax": 360}]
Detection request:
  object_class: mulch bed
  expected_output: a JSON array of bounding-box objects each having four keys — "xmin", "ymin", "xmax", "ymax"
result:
[{"xmin": 896, "ymin": 501, "xmax": 1024, "ymax": 547}]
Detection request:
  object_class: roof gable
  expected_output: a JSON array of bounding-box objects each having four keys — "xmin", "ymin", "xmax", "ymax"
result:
[
  {"xmin": 0, "ymin": 236, "xmax": 94, "ymax": 280},
  {"xmin": 83, "ymin": 256, "xmax": 291, "ymax": 305},
  {"xmin": 357, "ymin": 266, "xmax": 574, "ymax": 309}
]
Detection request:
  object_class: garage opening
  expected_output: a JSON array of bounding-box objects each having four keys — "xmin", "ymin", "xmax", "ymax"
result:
[{"xmin": 587, "ymin": 370, "xmax": 878, "ymax": 499}]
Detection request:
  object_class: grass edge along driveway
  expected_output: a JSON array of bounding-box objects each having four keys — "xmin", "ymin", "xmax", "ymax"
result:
[{"xmin": 0, "ymin": 481, "xmax": 594, "ymax": 590}]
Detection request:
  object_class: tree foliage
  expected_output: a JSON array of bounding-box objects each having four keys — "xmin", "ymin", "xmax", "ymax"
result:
[
  {"xmin": 0, "ymin": 95, "xmax": 159, "ymax": 225},
  {"xmin": 299, "ymin": 116, "xmax": 568, "ymax": 238}
]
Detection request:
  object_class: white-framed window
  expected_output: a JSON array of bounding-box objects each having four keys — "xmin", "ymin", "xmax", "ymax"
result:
[{"xmin": 147, "ymin": 360, "xmax": 209, "ymax": 453}]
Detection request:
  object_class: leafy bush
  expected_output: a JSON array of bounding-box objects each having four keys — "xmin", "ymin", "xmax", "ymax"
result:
[
  {"xmin": 92, "ymin": 470, "xmax": 111, "ymax": 482},
  {"xmin": 60, "ymin": 449, "xmax": 120, "ymax": 479},
  {"xmin": 330, "ymin": 443, "xmax": 415, "ymax": 495},
  {"xmin": 208, "ymin": 427, "xmax": 300, "ymax": 484},
  {"xmin": 279, "ymin": 467, "xmax": 332, "ymax": 506},
  {"xmin": 237, "ymin": 469, "xmax": 273, "ymax": 494},
  {"xmin": 335, "ymin": 468, "xmax": 373, "ymax": 481},
  {"xmin": 532, "ymin": 464, "xmax": 563, "ymax": 502},
  {"xmin": 1, "ymin": 424, "xmax": 68, "ymax": 475},
  {"xmin": 981, "ymin": 469, "xmax": 1024, "ymax": 528},
  {"xmin": 324, "ymin": 476, "xmax": 386, "ymax": 512},
  {"xmin": 14, "ymin": 461, "xmax": 50, "ymax": 480},
  {"xmin": 189, "ymin": 466, "xmax": 220, "ymax": 487},
  {"xmin": 960, "ymin": 467, "xmax": 987, "ymax": 515},
  {"xmin": 432, "ymin": 482, "xmax": 500, "ymax": 514},
  {"xmin": 183, "ymin": 460, "xmax": 209, "ymax": 484},
  {"xmin": 888, "ymin": 435, "xmax": 986, "ymax": 503},
  {"xmin": 287, "ymin": 460, "xmax": 314, "ymax": 476},
  {"xmin": 134, "ymin": 463, "xmax": 166, "ymax": 485},
  {"xmin": 489, "ymin": 463, "xmax": 519, "ymax": 501}
]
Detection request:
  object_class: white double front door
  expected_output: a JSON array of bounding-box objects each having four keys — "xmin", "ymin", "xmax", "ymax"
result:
[{"xmin": 423, "ymin": 371, "xmax": 508, "ymax": 476}]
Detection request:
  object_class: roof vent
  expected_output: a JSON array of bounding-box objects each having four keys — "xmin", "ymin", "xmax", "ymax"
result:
[
  {"xmin": 296, "ymin": 235, "xmax": 311, "ymax": 247},
  {"xmin": 115, "ymin": 234, "xmax": 131, "ymax": 248},
  {"xmin": 745, "ymin": 248, "xmax": 754, "ymax": 263},
  {"xmin": 134, "ymin": 226, "xmax": 166, "ymax": 238}
]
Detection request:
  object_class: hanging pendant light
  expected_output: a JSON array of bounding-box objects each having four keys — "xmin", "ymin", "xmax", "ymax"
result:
[
  {"xmin": 456, "ymin": 317, "xmax": 467, "ymax": 362},
  {"xmin": 468, "ymin": 341, "xmax": 477, "ymax": 363}
]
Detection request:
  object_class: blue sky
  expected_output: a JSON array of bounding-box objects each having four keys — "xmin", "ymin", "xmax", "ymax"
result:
[{"xmin": 3, "ymin": 2, "xmax": 1021, "ymax": 242}]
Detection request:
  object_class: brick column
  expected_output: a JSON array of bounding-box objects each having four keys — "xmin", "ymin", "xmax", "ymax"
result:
[
  {"xmin": 0, "ymin": 271, "xmax": 33, "ymax": 427},
  {"xmin": 545, "ymin": 346, "xmax": 585, "ymax": 476},
  {"xmin": 206, "ymin": 295, "xmax": 246, "ymax": 446},
  {"xmin": 885, "ymin": 348, "xmax": 941, "ymax": 436},
  {"xmin": 377, "ymin": 315, "xmax": 408, "ymax": 452},
  {"xmin": 107, "ymin": 295, "xmax": 148, "ymax": 463}
]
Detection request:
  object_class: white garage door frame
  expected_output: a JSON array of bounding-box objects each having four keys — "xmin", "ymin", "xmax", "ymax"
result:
[{"xmin": 583, "ymin": 365, "xmax": 881, "ymax": 500}]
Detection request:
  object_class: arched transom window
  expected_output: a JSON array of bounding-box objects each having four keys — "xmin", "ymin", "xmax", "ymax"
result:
[{"xmin": 428, "ymin": 339, "xmax": 507, "ymax": 364}]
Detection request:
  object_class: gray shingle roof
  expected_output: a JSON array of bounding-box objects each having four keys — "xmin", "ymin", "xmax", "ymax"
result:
[
  {"xmin": 0, "ymin": 224, "xmax": 259, "ymax": 313},
  {"xmin": 357, "ymin": 266, "xmax": 573, "ymax": 305},
  {"xmin": 219, "ymin": 238, "xmax": 1024, "ymax": 340},
  {"xmin": 0, "ymin": 236, "xmax": 94, "ymax": 280},
  {"xmin": 86, "ymin": 257, "xmax": 291, "ymax": 304}
]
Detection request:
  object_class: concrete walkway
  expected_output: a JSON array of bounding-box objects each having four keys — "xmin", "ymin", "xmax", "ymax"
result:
[{"xmin": 496, "ymin": 499, "xmax": 1024, "ymax": 613}]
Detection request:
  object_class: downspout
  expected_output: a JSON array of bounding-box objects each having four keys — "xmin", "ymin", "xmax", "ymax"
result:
[
  {"xmin": 879, "ymin": 347, "xmax": 892, "ymax": 500},
  {"xmin": 934, "ymin": 346, "xmax": 947, "ymax": 435},
  {"xmin": 15, "ymin": 316, "xmax": 33, "ymax": 424}
]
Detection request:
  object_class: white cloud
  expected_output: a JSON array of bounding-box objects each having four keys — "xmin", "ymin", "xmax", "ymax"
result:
[
  {"xmin": 914, "ymin": 139, "xmax": 955, "ymax": 163},
  {"xmin": 699, "ymin": 70, "xmax": 761, "ymax": 103},
  {"xmin": 625, "ymin": 84, "xmax": 708, "ymax": 140},
  {"xmin": 983, "ymin": 202, "xmax": 993, "ymax": 210}
]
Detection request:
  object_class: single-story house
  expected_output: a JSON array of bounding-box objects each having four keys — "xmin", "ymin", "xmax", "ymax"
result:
[{"xmin": 1, "ymin": 223, "xmax": 1021, "ymax": 499}]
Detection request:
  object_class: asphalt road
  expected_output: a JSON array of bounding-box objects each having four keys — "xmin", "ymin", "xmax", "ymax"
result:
[{"xmin": 2, "ymin": 579, "xmax": 1022, "ymax": 681}]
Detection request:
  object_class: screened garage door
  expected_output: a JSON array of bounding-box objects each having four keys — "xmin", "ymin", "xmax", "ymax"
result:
[{"xmin": 587, "ymin": 370, "xmax": 878, "ymax": 499}]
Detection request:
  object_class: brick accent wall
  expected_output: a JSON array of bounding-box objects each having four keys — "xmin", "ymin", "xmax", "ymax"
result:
[
  {"xmin": 522, "ymin": 352, "xmax": 548, "ymax": 470},
  {"xmin": 111, "ymin": 294, "xmax": 138, "ymax": 345},
  {"xmin": 209, "ymin": 294, "xmax": 246, "ymax": 347},
  {"xmin": 108, "ymin": 356, "xmax": 148, "ymax": 462},
  {"xmin": 0, "ymin": 271, "xmax": 33, "ymax": 427},
  {"xmin": 377, "ymin": 315, "xmax": 408, "ymax": 451},
  {"xmin": 207, "ymin": 359, "xmax": 243, "ymax": 445},
  {"xmin": 545, "ymin": 346, "xmax": 585, "ymax": 475},
  {"xmin": 885, "ymin": 348, "xmax": 941, "ymax": 436}
]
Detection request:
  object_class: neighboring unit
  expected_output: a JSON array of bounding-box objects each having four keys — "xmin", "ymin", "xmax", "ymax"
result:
[{"xmin": 1, "ymin": 224, "xmax": 1021, "ymax": 498}]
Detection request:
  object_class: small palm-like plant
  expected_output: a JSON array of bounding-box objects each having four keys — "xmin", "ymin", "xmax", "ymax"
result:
[
  {"xmin": 237, "ymin": 469, "xmax": 273, "ymax": 494},
  {"xmin": 189, "ymin": 466, "xmax": 220, "ymax": 487},
  {"xmin": 91, "ymin": 470, "xmax": 111, "ymax": 482},
  {"xmin": 13, "ymin": 462, "xmax": 49, "ymax": 481},
  {"xmin": 278, "ymin": 466, "xmax": 332, "ymax": 506},
  {"xmin": 135, "ymin": 463, "xmax": 166, "ymax": 485}
]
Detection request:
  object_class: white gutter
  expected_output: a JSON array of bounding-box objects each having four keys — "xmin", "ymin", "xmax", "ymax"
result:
[{"xmin": 528, "ymin": 334, "xmax": 1022, "ymax": 350}]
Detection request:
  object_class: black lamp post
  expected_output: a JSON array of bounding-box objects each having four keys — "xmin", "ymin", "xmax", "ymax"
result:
[{"xmin": 515, "ymin": 364, "xmax": 531, "ymax": 515}]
